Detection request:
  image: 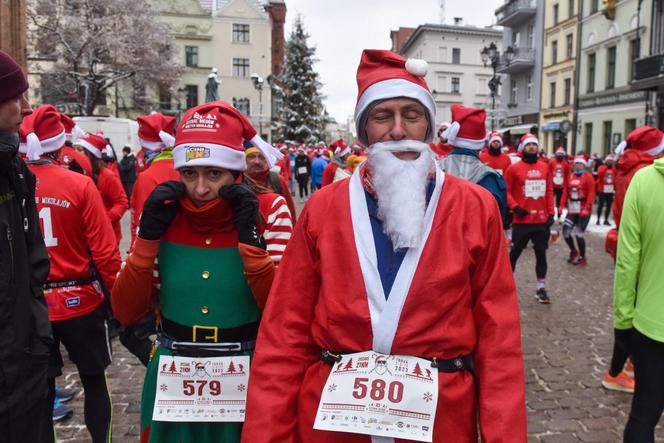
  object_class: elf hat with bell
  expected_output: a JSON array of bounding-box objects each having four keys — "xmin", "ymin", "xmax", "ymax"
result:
[
  {"xmin": 138, "ymin": 112, "xmax": 176, "ymax": 151},
  {"xmin": 615, "ymin": 126, "xmax": 664, "ymax": 157},
  {"xmin": 173, "ymin": 100, "xmax": 283, "ymax": 171},
  {"xmin": 77, "ymin": 133, "xmax": 110, "ymax": 159},
  {"xmin": 442, "ymin": 104, "xmax": 488, "ymax": 150},
  {"xmin": 518, "ymin": 133, "xmax": 539, "ymax": 152},
  {"xmin": 354, "ymin": 49, "xmax": 435, "ymax": 146},
  {"xmin": 18, "ymin": 105, "xmax": 66, "ymax": 160}
]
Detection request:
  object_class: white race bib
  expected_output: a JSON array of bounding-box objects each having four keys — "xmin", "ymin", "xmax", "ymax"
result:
[
  {"xmin": 603, "ymin": 184, "xmax": 614, "ymax": 193},
  {"xmin": 553, "ymin": 171, "xmax": 563, "ymax": 186},
  {"xmin": 152, "ymin": 355, "xmax": 250, "ymax": 422},
  {"xmin": 568, "ymin": 201, "xmax": 581, "ymax": 213},
  {"xmin": 314, "ymin": 351, "xmax": 438, "ymax": 442},
  {"xmin": 297, "ymin": 166, "xmax": 308, "ymax": 174},
  {"xmin": 525, "ymin": 179, "xmax": 546, "ymax": 199}
]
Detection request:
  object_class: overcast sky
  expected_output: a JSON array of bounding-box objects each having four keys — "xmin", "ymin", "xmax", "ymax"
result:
[{"xmin": 284, "ymin": 0, "xmax": 504, "ymax": 123}]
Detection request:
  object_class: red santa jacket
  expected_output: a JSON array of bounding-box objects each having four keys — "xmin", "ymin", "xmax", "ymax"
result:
[
  {"xmin": 277, "ymin": 156, "xmax": 291, "ymax": 182},
  {"xmin": 135, "ymin": 148, "xmax": 149, "ymax": 175},
  {"xmin": 29, "ymin": 162, "xmax": 121, "ymax": 321},
  {"xmin": 504, "ymin": 159, "xmax": 555, "ymax": 224},
  {"xmin": 58, "ymin": 146, "xmax": 92, "ymax": 176},
  {"xmin": 130, "ymin": 157, "xmax": 179, "ymax": 246},
  {"xmin": 96, "ymin": 167, "xmax": 127, "ymax": 244},
  {"xmin": 613, "ymin": 150, "xmax": 655, "ymax": 228},
  {"xmin": 257, "ymin": 192, "xmax": 293, "ymax": 264},
  {"xmin": 596, "ymin": 164, "xmax": 616, "ymax": 194},
  {"xmin": 241, "ymin": 170, "xmax": 527, "ymax": 443},
  {"xmin": 479, "ymin": 150, "xmax": 512, "ymax": 175},
  {"xmin": 321, "ymin": 162, "xmax": 339, "ymax": 187},
  {"xmin": 560, "ymin": 172, "xmax": 595, "ymax": 216},
  {"xmin": 429, "ymin": 142, "xmax": 453, "ymax": 159},
  {"xmin": 548, "ymin": 158, "xmax": 570, "ymax": 190}
]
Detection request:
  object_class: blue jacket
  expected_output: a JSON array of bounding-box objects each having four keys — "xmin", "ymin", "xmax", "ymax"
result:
[{"xmin": 311, "ymin": 156, "xmax": 328, "ymax": 186}]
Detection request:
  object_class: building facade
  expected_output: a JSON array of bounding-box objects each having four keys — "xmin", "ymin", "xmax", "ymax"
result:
[
  {"xmin": 539, "ymin": 0, "xmax": 579, "ymax": 154},
  {"xmin": 631, "ymin": 0, "xmax": 664, "ymax": 130},
  {"xmin": 397, "ymin": 22, "xmax": 503, "ymax": 129},
  {"xmin": 0, "ymin": 0, "xmax": 27, "ymax": 68},
  {"xmin": 576, "ymin": 0, "xmax": 652, "ymax": 155},
  {"xmin": 495, "ymin": 0, "xmax": 545, "ymax": 145}
]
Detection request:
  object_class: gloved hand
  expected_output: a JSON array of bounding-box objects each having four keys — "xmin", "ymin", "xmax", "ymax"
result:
[
  {"xmin": 546, "ymin": 215, "xmax": 555, "ymax": 227},
  {"xmin": 138, "ymin": 181, "xmax": 185, "ymax": 240},
  {"xmin": 513, "ymin": 207, "xmax": 528, "ymax": 218},
  {"xmin": 219, "ymin": 183, "xmax": 266, "ymax": 249},
  {"xmin": 580, "ymin": 207, "xmax": 591, "ymax": 217}
]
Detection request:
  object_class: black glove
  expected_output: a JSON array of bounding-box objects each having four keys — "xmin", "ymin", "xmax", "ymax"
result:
[
  {"xmin": 138, "ymin": 181, "xmax": 185, "ymax": 240},
  {"xmin": 219, "ymin": 183, "xmax": 266, "ymax": 249},
  {"xmin": 546, "ymin": 215, "xmax": 555, "ymax": 227},
  {"xmin": 513, "ymin": 206, "xmax": 528, "ymax": 218}
]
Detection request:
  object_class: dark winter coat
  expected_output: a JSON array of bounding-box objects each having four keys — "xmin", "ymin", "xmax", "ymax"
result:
[
  {"xmin": 119, "ymin": 154, "xmax": 137, "ymax": 184},
  {"xmin": 294, "ymin": 154, "xmax": 311, "ymax": 181},
  {"xmin": 0, "ymin": 132, "xmax": 52, "ymax": 442}
]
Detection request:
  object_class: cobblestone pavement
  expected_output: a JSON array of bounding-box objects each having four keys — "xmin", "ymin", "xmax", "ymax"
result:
[{"xmin": 54, "ymin": 212, "xmax": 663, "ymax": 442}]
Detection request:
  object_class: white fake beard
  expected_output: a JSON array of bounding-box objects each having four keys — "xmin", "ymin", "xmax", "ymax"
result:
[{"xmin": 367, "ymin": 140, "xmax": 434, "ymax": 251}]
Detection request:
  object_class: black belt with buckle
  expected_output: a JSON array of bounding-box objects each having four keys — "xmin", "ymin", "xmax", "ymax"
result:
[
  {"xmin": 157, "ymin": 335, "xmax": 255, "ymax": 358},
  {"xmin": 160, "ymin": 316, "xmax": 259, "ymax": 344},
  {"xmin": 321, "ymin": 349, "xmax": 474, "ymax": 373}
]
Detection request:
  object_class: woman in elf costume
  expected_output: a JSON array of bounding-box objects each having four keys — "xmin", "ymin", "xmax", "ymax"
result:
[{"xmin": 111, "ymin": 101, "xmax": 281, "ymax": 442}]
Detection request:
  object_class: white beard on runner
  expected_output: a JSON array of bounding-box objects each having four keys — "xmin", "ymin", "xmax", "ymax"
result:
[{"xmin": 367, "ymin": 140, "xmax": 435, "ymax": 251}]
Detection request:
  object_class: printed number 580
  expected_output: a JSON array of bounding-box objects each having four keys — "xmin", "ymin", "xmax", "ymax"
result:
[
  {"xmin": 182, "ymin": 380, "xmax": 222, "ymax": 396},
  {"xmin": 352, "ymin": 377, "xmax": 403, "ymax": 403}
]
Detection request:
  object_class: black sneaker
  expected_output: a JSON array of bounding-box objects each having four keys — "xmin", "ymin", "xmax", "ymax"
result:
[
  {"xmin": 535, "ymin": 288, "xmax": 550, "ymax": 304},
  {"xmin": 603, "ymin": 220, "xmax": 612, "ymax": 226}
]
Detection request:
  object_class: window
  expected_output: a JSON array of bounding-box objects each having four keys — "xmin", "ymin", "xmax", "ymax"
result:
[
  {"xmin": 527, "ymin": 25, "xmax": 534, "ymax": 48},
  {"xmin": 232, "ymin": 24, "xmax": 250, "ymax": 43},
  {"xmin": 436, "ymin": 74, "xmax": 448, "ymax": 92},
  {"xmin": 584, "ymin": 122, "xmax": 593, "ymax": 152},
  {"xmin": 185, "ymin": 85, "xmax": 198, "ymax": 109},
  {"xmin": 452, "ymin": 48, "xmax": 461, "ymax": 64},
  {"xmin": 185, "ymin": 46, "xmax": 199, "ymax": 67},
  {"xmin": 553, "ymin": 4, "xmax": 559, "ymax": 25},
  {"xmin": 564, "ymin": 78, "xmax": 571, "ymax": 105},
  {"xmin": 438, "ymin": 46, "xmax": 448, "ymax": 63},
  {"xmin": 233, "ymin": 97, "xmax": 250, "ymax": 116},
  {"xmin": 451, "ymin": 77, "xmax": 460, "ymax": 93},
  {"xmin": 566, "ymin": 34, "xmax": 574, "ymax": 59},
  {"xmin": 510, "ymin": 79, "xmax": 518, "ymax": 104},
  {"xmin": 159, "ymin": 87, "xmax": 171, "ymax": 111},
  {"xmin": 512, "ymin": 31, "xmax": 520, "ymax": 48},
  {"xmin": 587, "ymin": 53, "xmax": 596, "ymax": 93},
  {"xmin": 232, "ymin": 58, "xmax": 250, "ymax": 77},
  {"xmin": 607, "ymin": 46, "xmax": 616, "ymax": 89},
  {"xmin": 603, "ymin": 120, "xmax": 613, "ymax": 156},
  {"xmin": 550, "ymin": 82, "xmax": 556, "ymax": 107},
  {"xmin": 568, "ymin": 0, "xmax": 575, "ymax": 17},
  {"xmin": 552, "ymin": 40, "xmax": 558, "ymax": 64},
  {"xmin": 625, "ymin": 118, "xmax": 637, "ymax": 135},
  {"xmin": 590, "ymin": 0, "xmax": 599, "ymax": 14},
  {"xmin": 629, "ymin": 39, "xmax": 639, "ymax": 81},
  {"xmin": 526, "ymin": 74, "xmax": 533, "ymax": 101}
]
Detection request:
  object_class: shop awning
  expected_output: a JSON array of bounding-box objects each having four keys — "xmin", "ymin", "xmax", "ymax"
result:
[
  {"xmin": 541, "ymin": 120, "xmax": 561, "ymax": 132},
  {"xmin": 496, "ymin": 123, "xmax": 538, "ymax": 135}
]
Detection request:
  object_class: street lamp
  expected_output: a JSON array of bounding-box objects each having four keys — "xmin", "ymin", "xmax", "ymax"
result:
[
  {"xmin": 480, "ymin": 42, "xmax": 501, "ymax": 131},
  {"xmin": 250, "ymin": 73, "xmax": 264, "ymax": 137}
]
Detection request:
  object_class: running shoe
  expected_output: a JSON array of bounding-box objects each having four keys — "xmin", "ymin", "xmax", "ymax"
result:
[
  {"xmin": 55, "ymin": 386, "xmax": 75, "ymax": 403},
  {"xmin": 573, "ymin": 256, "xmax": 587, "ymax": 267},
  {"xmin": 602, "ymin": 370, "xmax": 635, "ymax": 393},
  {"xmin": 535, "ymin": 288, "xmax": 550, "ymax": 304},
  {"xmin": 567, "ymin": 249, "xmax": 578, "ymax": 263},
  {"xmin": 603, "ymin": 220, "xmax": 612, "ymax": 226},
  {"xmin": 624, "ymin": 359, "xmax": 634, "ymax": 378},
  {"xmin": 52, "ymin": 399, "xmax": 74, "ymax": 422}
]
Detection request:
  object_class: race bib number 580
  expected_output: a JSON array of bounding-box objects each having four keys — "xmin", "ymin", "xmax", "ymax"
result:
[{"xmin": 314, "ymin": 351, "xmax": 439, "ymax": 442}]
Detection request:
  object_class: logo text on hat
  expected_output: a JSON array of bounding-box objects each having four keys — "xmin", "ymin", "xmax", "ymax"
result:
[
  {"xmin": 185, "ymin": 146, "xmax": 211, "ymax": 162},
  {"xmin": 183, "ymin": 112, "xmax": 219, "ymax": 131}
]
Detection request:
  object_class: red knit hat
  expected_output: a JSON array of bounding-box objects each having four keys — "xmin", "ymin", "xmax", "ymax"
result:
[
  {"xmin": 441, "ymin": 104, "xmax": 487, "ymax": 150},
  {"xmin": 518, "ymin": 133, "xmax": 539, "ymax": 152},
  {"xmin": 488, "ymin": 131, "xmax": 503, "ymax": 147},
  {"xmin": 0, "ymin": 50, "xmax": 28, "ymax": 104},
  {"xmin": 173, "ymin": 100, "xmax": 283, "ymax": 171},
  {"xmin": 354, "ymin": 49, "xmax": 435, "ymax": 145},
  {"xmin": 137, "ymin": 112, "xmax": 176, "ymax": 150},
  {"xmin": 77, "ymin": 133, "xmax": 109, "ymax": 159},
  {"xmin": 18, "ymin": 105, "xmax": 66, "ymax": 160},
  {"xmin": 615, "ymin": 126, "xmax": 664, "ymax": 157},
  {"xmin": 59, "ymin": 113, "xmax": 86, "ymax": 142}
]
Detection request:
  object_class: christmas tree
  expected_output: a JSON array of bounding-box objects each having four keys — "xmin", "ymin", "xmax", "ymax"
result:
[{"xmin": 272, "ymin": 15, "xmax": 327, "ymax": 144}]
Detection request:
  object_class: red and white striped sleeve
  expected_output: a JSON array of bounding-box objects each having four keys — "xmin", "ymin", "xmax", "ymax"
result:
[{"xmin": 262, "ymin": 195, "xmax": 293, "ymax": 264}]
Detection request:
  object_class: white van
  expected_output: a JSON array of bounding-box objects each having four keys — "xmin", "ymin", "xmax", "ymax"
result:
[{"xmin": 73, "ymin": 117, "xmax": 140, "ymax": 158}]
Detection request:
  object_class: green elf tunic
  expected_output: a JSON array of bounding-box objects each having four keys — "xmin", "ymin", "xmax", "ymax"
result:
[{"xmin": 113, "ymin": 198, "xmax": 271, "ymax": 443}]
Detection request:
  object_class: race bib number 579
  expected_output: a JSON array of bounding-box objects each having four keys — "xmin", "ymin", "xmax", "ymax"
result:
[{"xmin": 313, "ymin": 351, "xmax": 438, "ymax": 442}]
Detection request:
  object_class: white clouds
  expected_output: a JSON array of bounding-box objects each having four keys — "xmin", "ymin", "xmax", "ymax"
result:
[{"xmin": 284, "ymin": 0, "xmax": 503, "ymax": 123}]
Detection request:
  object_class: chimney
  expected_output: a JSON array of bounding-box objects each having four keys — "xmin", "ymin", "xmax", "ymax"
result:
[{"xmin": 454, "ymin": 17, "xmax": 463, "ymax": 26}]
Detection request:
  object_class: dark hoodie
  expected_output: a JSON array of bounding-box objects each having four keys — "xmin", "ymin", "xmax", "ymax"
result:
[{"xmin": 614, "ymin": 149, "xmax": 656, "ymax": 227}]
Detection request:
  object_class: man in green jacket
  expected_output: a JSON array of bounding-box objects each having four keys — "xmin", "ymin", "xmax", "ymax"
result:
[{"xmin": 614, "ymin": 126, "xmax": 664, "ymax": 442}]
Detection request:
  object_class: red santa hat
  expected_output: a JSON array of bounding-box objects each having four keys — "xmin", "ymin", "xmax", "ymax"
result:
[
  {"xmin": 573, "ymin": 155, "xmax": 588, "ymax": 166},
  {"xmin": 488, "ymin": 131, "xmax": 503, "ymax": 147},
  {"xmin": 77, "ymin": 133, "xmax": 109, "ymax": 159},
  {"xmin": 18, "ymin": 105, "xmax": 66, "ymax": 160},
  {"xmin": 517, "ymin": 133, "xmax": 539, "ymax": 152},
  {"xmin": 59, "ymin": 113, "xmax": 86, "ymax": 143},
  {"xmin": 555, "ymin": 146, "xmax": 566, "ymax": 156},
  {"xmin": 330, "ymin": 138, "xmax": 350, "ymax": 157},
  {"xmin": 354, "ymin": 49, "xmax": 435, "ymax": 146},
  {"xmin": 615, "ymin": 126, "xmax": 664, "ymax": 157},
  {"xmin": 442, "ymin": 104, "xmax": 488, "ymax": 150},
  {"xmin": 173, "ymin": 100, "xmax": 283, "ymax": 171},
  {"xmin": 605, "ymin": 154, "xmax": 615, "ymax": 162},
  {"xmin": 137, "ymin": 112, "xmax": 176, "ymax": 151}
]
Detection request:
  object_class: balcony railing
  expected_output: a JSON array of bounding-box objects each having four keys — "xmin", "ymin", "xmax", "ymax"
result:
[
  {"xmin": 634, "ymin": 54, "xmax": 664, "ymax": 81},
  {"xmin": 497, "ymin": 47, "xmax": 536, "ymax": 74},
  {"xmin": 496, "ymin": 0, "xmax": 537, "ymax": 27}
]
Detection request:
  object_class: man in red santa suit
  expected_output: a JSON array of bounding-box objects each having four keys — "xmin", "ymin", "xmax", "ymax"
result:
[
  {"xmin": 504, "ymin": 134, "xmax": 555, "ymax": 303},
  {"xmin": 321, "ymin": 138, "xmax": 351, "ymax": 186},
  {"xmin": 241, "ymin": 49, "xmax": 526, "ymax": 443},
  {"xmin": 480, "ymin": 131, "xmax": 512, "ymax": 175},
  {"xmin": 549, "ymin": 147, "xmax": 570, "ymax": 221},
  {"xmin": 428, "ymin": 121, "xmax": 453, "ymax": 159}
]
